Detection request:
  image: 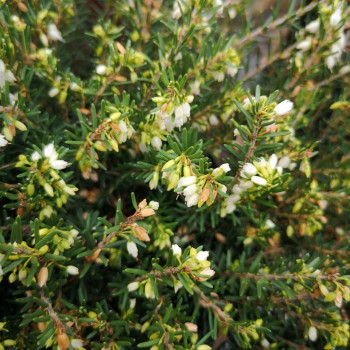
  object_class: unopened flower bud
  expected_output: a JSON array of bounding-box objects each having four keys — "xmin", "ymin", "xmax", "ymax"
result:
[
  {"xmin": 127, "ymin": 281, "xmax": 140, "ymax": 291},
  {"xmin": 134, "ymin": 225, "xmax": 150, "ymax": 241},
  {"xmin": 67, "ymin": 265, "xmax": 79, "ymax": 275},
  {"xmin": 27, "ymin": 184, "xmax": 35, "ymax": 196},
  {"xmin": 138, "ymin": 199, "xmax": 147, "ymax": 209},
  {"xmin": 37, "ymin": 266, "xmax": 48, "ymax": 287},
  {"xmin": 14, "ymin": 120, "xmax": 27, "ymax": 131},
  {"xmin": 140, "ymin": 208, "xmax": 155, "ymax": 217},
  {"xmin": 57, "ymin": 332, "xmax": 70, "ymax": 350},
  {"xmin": 43, "ymin": 183, "xmax": 54, "ymax": 197}
]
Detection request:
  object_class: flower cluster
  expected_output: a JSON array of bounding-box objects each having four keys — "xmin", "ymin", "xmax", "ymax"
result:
[
  {"xmin": 76, "ymin": 109, "xmax": 134, "ymax": 179},
  {"xmin": 126, "ymin": 200, "xmax": 159, "ymax": 259},
  {"xmin": 172, "ymin": 245, "xmax": 215, "ymax": 286},
  {"xmin": 15, "ymin": 143, "xmax": 77, "ymax": 218},
  {"xmin": 221, "ymin": 154, "xmax": 285, "ymax": 217},
  {"xmin": 176, "ymin": 164, "xmax": 230, "ymax": 207},
  {"xmin": 294, "ymin": 3, "xmax": 347, "ymax": 71},
  {"xmin": 153, "ymin": 93, "xmax": 194, "ymax": 132},
  {"xmin": 138, "ymin": 116, "xmax": 168, "ymax": 152}
]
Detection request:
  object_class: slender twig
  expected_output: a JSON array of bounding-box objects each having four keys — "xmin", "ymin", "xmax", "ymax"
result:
[
  {"xmin": 0, "ymin": 162, "xmax": 16, "ymax": 170},
  {"xmin": 231, "ymin": 271, "xmax": 339, "ymax": 281},
  {"xmin": 231, "ymin": 114, "xmax": 261, "ymax": 185},
  {"xmin": 237, "ymin": 1, "xmax": 319, "ymax": 46},
  {"xmin": 140, "ymin": 6, "xmax": 198, "ymax": 108}
]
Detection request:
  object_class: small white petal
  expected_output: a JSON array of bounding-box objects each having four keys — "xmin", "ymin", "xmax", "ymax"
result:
[
  {"xmin": 177, "ymin": 176, "xmax": 197, "ymax": 188},
  {"xmin": 274, "ymin": 100, "xmax": 293, "ymax": 116},
  {"xmin": 172, "ymin": 244, "xmax": 182, "ymax": 256},
  {"xmin": 0, "ymin": 134, "xmax": 8, "ymax": 147},
  {"xmin": 305, "ymin": 19, "xmax": 319, "ymax": 33},
  {"xmin": 308, "ymin": 326, "xmax": 317, "ymax": 342},
  {"xmin": 209, "ymin": 115, "xmax": 219, "ymax": 126},
  {"xmin": 149, "ymin": 201, "xmax": 159, "ymax": 210},
  {"xmin": 251, "ymin": 176, "xmax": 268, "ymax": 186},
  {"xmin": 43, "ymin": 143, "xmax": 55, "ymax": 158},
  {"xmin": 330, "ymin": 8, "xmax": 342, "ymax": 27},
  {"xmin": 127, "ymin": 241, "xmax": 138, "ymax": 258},
  {"xmin": 67, "ymin": 265, "xmax": 79, "ymax": 275},
  {"xmin": 183, "ymin": 184, "xmax": 198, "ymax": 197},
  {"xmin": 31, "ymin": 151, "xmax": 41, "ymax": 161},
  {"xmin": 186, "ymin": 193, "xmax": 199, "ymax": 207},
  {"xmin": 48, "ymin": 23, "xmax": 63, "ymax": 41},
  {"xmin": 51, "ymin": 160, "xmax": 68, "ymax": 170},
  {"xmin": 127, "ymin": 281, "xmax": 139, "ymax": 292},
  {"xmin": 71, "ymin": 339, "xmax": 84, "ymax": 349},
  {"xmin": 48, "ymin": 87, "xmax": 59, "ymax": 97},
  {"xmin": 196, "ymin": 251, "xmax": 209, "ymax": 261},
  {"xmin": 241, "ymin": 163, "xmax": 257, "ymax": 178},
  {"xmin": 268, "ymin": 154, "xmax": 278, "ymax": 169},
  {"xmin": 151, "ymin": 136, "xmax": 162, "ymax": 150},
  {"xmin": 96, "ymin": 64, "xmax": 107, "ymax": 75},
  {"xmin": 220, "ymin": 163, "xmax": 231, "ymax": 173}
]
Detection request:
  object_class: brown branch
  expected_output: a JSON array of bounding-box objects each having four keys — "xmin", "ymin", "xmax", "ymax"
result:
[{"xmin": 237, "ymin": 1, "xmax": 319, "ymax": 46}]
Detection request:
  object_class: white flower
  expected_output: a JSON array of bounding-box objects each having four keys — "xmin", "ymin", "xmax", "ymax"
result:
[
  {"xmin": 325, "ymin": 55, "xmax": 336, "ymax": 70},
  {"xmin": 149, "ymin": 201, "xmax": 159, "ymax": 210},
  {"xmin": 0, "ymin": 59, "xmax": 16, "ymax": 88},
  {"xmin": 330, "ymin": 7, "xmax": 342, "ymax": 27},
  {"xmin": 186, "ymin": 193, "xmax": 199, "ymax": 207},
  {"xmin": 129, "ymin": 298, "xmax": 136, "ymax": 309},
  {"xmin": 241, "ymin": 163, "xmax": 257, "ymax": 178},
  {"xmin": 172, "ymin": 244, "xmax": 182, "ymax": 256},
  {"xmin": 268, "ymin": 154, "xmax": 278, "ymax": 169},
  {"xmin": 220, "ymin": 163, "xmax": 231, "ymax": 173},
  {"xmin": 151, "ymin": 136, "xmax": 162, "ymax": 150},
  {"xmin": 227, "ymin": 65, "xmax": 238, "ymax": 77},
  {"xmin": 149, "ymin": 179, "xmax": 156, "ymax": 190},
  {"xmin": 196, "ymin": 250, "xmax": 209, "ymax": 261},
  {"xmin": 177, "ymin": 176, "xmax": 197, "ymax": 188},
  {"xmin": 209, "ymin": 115, "xmax": 219, "ymax": 126},
  {"xmin": 265, "ymin": 219, "xmax": 275, "ymax": 229},
  {"xmin": 212, "ymin": 71, "xmax": 225, "ymax": 82},
  {"xmin": 47, "ymin": 23, "xmax": 63, "ymax": 41},
  {"xmin": 198, "ymin": 267, "xmax": 215, "ymax": 280},
  {"xmin": 239, "ymin": 180, "xmax": 253, "ymax": 189},
  {"xmin": 297, "ymin": 38, "xmax": 312, "ymax": 51},
  {"xmin": 308, "ymin": 326, "xmax": 317, "ymax": 342},
  {"xmin": 96, "ymin": 64, "xmax": 107, "ymax": 75},
  {"xmin": 219, "ymin": 184, "xmax": 227, "ymax": 193},
  {"xmin": 0, "ymin": 134, "xmax": 8, "ymax": 147},
  {"xmin": 251, "ymin": 176, "xmax": 268, "ymax": 186},
  {"xmin": 127, "ymin": 241, "xmax": 138, "ymax": 258},
  {"xmin": 226, "ymin": 194, "xmax": 240, "ymax": 204},
  {"xmin": 71, "ymin": 339, "xmax": 84, "ymax": 349},
  {"xmin": 232, "ymin": 185, "xmax": 243, "ymax": 194},
  {"xmin": 225, "ymin": 203, "xmax": 236, "ymax": 214},
  {"xmin": 274, "ymin": 100, "xmax": 293, "ymax": 116},
  {"xmin": 67, "ymin": 265, "xmax": 79, "ymax": 275},
  {"xmin": 261, "ymin": 338, "xmax": 270, "ymax": 348},
  {"xmin": 9, "ymin": 92, "xmax": 18, "ymax": 106},
  {"xmin": 48, "ymin": 87, "xmax": 59, "ymax": 98},
  {"xmin": 70, "ymin": 82, "xmax": 81, "ymax": 91},
  {"xmin": 127, "ymin": 281, "xmax": 139, "ymax": 292},
  {"xmin": 43, "ymin": 143, "xmax": 55, "ymax": 158},
  {"xmin": 191, "ymin": 80, "xmax": 201, "ymax": 95},
  {"xmin": 278, "ymin": 156, "xmax": 291, "ymax": 168},
  {"xmin": 51, "ymin": 160, "xmax": 69, "ymax": 170},
  {"xmin": 183, "ymin": 184, "xmax": 198, "ymax": 197},
  {"xmin": 305, "ymin": 19, "xmax": 320, "ymax": 33}
]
